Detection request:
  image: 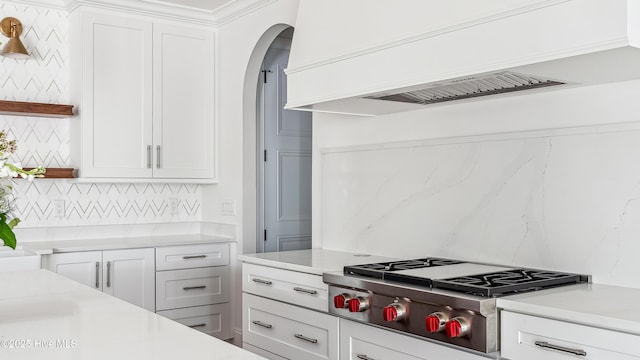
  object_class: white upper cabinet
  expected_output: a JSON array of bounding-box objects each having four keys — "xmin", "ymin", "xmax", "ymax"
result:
[{"xmin": 71, "ymin": 11, "xmax": 215, "ymax": 181}]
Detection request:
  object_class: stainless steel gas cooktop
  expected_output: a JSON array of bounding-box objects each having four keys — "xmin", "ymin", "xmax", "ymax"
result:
[{"xmin": 324, "ymin": 257, "xmax": 589, "ymax": 354}]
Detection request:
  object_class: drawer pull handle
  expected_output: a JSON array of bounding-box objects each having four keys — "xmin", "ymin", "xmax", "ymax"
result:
[
  {"xmin": 188, "ymin": 323, "xmax": 207, "ymax": 328},
  {"xmin": 252, "ymin": 320, "xmax": 272, "ymax": 329},
  {"xmin": 534, "ymin": 341, "xmax": 587, "ymax": 356},
  {"xmin": 183, "ymin": 255, "xmax": 207, "ymax": 260},
  {"xmin": 293, "ymin": 287, "xmax": 318, "ymax": 295},
  {"xmin": 357, "ymin": 355, "xmax": 375, "ymax": 360},
  {"xmin": 294, "ymin": 333, "xmax": 318, "ymax": 344},
  {"xmin": 252, "ymin": 278, "xmax": 273, "ymax": 285},
  {"xmin": 183, "ymin": 285, "xmax": 206, "ymax": 291}
]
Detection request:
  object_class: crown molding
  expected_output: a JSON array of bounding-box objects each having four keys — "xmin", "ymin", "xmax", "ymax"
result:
[{"xmin": 64, "ymin": 0, "xmax": 273, "ymax": 26}]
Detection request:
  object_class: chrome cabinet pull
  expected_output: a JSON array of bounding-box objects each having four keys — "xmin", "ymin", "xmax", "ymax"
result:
[
  {"xmin": 183, "ymin": 285, "xmax": 206, "ymax": 291},
  {"xmin": 294, "ymin": 333, "xmax": 318, "ymax": 344},
  {"xmin": 146, "ymin": 145, "xmax": 152, "ymax": 168},
  {"xmin": 252, "ymin": 278, "xmax": 272, "ymax": 285},
  {"xmin": 188, "ymin": 323, "xmax": 207, "ymax": 328},
  {"xmin": 106, "ymin": 261, "xmax": 111, "ymax": 287},
  {"xmin": 535, "ymin": 341, "xmax": 587, "ymax": 356},
  {"xmin": 156, "ymin": 145, "xmax": 161, "ymax": 168},
  {"xmin": 293, "ymin": 287, "xmax": 318, "ymax": 295},
  {"xmin": 357, "ymin": 355, "xmax": 375, "ymax": 360},
  {"xmin": 252, "ymin": 320, "xmax": 272, "ymax": 329},
  {"xmin": 183, "ymin": 255, "xmax": 207, "ymax": 260},
  {"xmin": 95, "ymin": 262, "xmax": 100, "ymax": 288}
]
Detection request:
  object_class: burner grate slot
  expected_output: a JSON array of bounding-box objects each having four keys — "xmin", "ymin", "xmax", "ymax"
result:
[{"xmin": 432, "ymin": 269, "xmax": 585, "ymax": 297}]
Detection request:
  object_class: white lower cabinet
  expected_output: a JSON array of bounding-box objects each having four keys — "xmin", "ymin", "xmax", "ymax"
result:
[
  {"xmin": 501, "ymin": 311, "xmax": 640, "ymax": 360},
  {"xmin": 44, "ymin": 248, "xmax": 155, "ymax": 312},
  {"xmin": 155, "ymin": 244, "xmax": 231, "ymax": 340},
  {"xmin": 340, "ymin": 319, "xmax": 487, "ymax": 360},
  {"xmin": 243, "ymin": 293, "xmax": 339, "ymax": 360}
]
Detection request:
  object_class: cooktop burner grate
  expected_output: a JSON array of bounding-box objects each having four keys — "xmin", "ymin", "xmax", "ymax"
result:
[
  {"xmin": 432, "ymin": 269, "xmax": 584, "ymax": 297},
  {"xmin": 344, "ymin": 258, "xmax": 463, "ymax": 280}
]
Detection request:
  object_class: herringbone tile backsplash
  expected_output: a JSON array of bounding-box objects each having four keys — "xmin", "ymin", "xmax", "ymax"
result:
[{"xmin": 0, "ymin": 1, "xmax": 202, "ymax": 228}]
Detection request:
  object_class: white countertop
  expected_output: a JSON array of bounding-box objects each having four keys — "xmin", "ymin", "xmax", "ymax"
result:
[
  {"xmin": 238, "ymin": 248, "xmax": 399, "ymax": 275},
  {"xmin": 0, "ymin": 270, "xmax": 265, "ymax": 360},
  {"xmin": 22, "ymin": 233, "xmax": 234, "ymax": 255},
  {"xmin": 497, "ymin": 283, "xmax": 640, "ymax": 335}
]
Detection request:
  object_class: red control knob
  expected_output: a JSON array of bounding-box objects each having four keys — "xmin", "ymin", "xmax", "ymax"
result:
[
  {"xmin": 425, "ymin": 312, "xmax": 447, "ymax": 333},
  {"xmin": 382, "ymin": 303, "xmax": 407, "ymax": 322},
  {"xmin": 445, "ymin": 317, "xmax": 470, "ymax": 338},
  {"xmin": 348, "ymin": 296, "xmax": 369, "ymax": 312},
  {"xmin": 333, "ymin": 294, "xmax": 351, "ymax": 309}
]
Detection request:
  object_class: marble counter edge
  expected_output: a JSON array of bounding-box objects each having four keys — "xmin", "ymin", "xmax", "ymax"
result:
[
  {"xmin": 238, "ymin": 249, "xmax": 401, "ymax": 275},
  {"xmin": 22, "ymin": 234, "xmax": 236, "ymax": 255},
  {"xmin": 497, "ymin": 289, "xmax": 640, "ymax": 336}
]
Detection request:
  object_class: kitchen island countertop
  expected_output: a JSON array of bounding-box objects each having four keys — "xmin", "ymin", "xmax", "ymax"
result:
[
  {"xmin": 238, "ymin": 248, "xmax": 399, "ymax": 275},
  {"xmin": 21, "ymin": 233, "xmax": 234, "ymax": 255},
  {"xmin": 0, "ymin": 269, "xmax": 265, "ymax": 360}
]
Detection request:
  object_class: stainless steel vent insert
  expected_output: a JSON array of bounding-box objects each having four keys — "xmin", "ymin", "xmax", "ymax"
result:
[{"xmin": 366, "ymin": 71, "xmax": 566, "ymax": 105}]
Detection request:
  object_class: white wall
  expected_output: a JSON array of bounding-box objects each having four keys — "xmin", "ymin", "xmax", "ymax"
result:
[
  {"xmin": 314, "ymin": 79, "xmax": 640, "ymax": 290},
  {"xmin": 199, "ymin": 0, "xmax": 299, "ymax": 342}
]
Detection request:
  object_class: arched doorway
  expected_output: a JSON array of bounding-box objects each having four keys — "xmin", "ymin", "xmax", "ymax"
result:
[{"xmin": 241, "ymin": 25, "xmax": 312, "ymax": 254}]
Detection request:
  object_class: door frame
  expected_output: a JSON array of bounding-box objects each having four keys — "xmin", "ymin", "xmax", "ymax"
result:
[{"xmin": 241, "ymin": 24, "xmax": 292, "ymax": 255}]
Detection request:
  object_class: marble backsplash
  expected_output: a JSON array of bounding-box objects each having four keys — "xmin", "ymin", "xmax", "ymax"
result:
[{"xmin": 321, "ymin": 122, "xmax": 640, "ymax": 289}]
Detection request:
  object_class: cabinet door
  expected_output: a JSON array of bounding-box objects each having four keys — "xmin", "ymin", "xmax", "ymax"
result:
[
  {"xmin": 44, "ymin": 251, "xmax": 103, "ymax": 290},
  {"xmin": 102, "ymin": 248, "xmax": 155, "ymax": 312},
  {"xmin": 152, "ymin": 23, "xmax": 215, "ymax": 179},
  {"xmin": 340, "ymin": 319, "xmax": 487, "ymax": 360},
  {"xmin": 81, "ymin": 13, "xmax": 153, "ymax": 178}
]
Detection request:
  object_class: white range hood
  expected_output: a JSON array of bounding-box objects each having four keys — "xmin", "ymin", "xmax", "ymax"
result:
[{"xmin": 285, "ymin": 0, "xmax": 640, "ymax": 116}]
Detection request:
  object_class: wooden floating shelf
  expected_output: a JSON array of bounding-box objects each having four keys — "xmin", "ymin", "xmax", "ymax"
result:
[
  {"xmin": 24, "ymin": 168, "xmax": 75, "ymax": 179},
  {"xmin": 0, "ymin": 100, "xmax": 74, "ymax": 117}
]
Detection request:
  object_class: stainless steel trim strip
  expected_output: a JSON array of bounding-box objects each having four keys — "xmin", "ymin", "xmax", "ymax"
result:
[
  {"xmin": 294, "ymin": 333, "xmax": 318, "ymax": 344},
  {"xmin": 252, "ymin": 278, "xmax": 273, "ymax": 285},
  {"xmin": 535, "ymin": 341, "xmax": 587, "ymax": 356},
  {"xmin": 293, "ymin": 287, "xmax": 318, "ymax": 295},
  {"xmin": 252, "ymin": 320, "xmax": 272, "ymax": 329}
]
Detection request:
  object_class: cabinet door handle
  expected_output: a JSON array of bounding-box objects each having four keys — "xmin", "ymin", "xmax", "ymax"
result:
[
  {"xmin": 183, "ymin": 285, "xmax": 206, "ymax": 291},
  {"xmin": 183, "ymin": 255, "xmax": 207, "ymax": 260},
  {"xmin": 252, "ymin": 320, "xmax": 272, "ymax": 329},
  {"xmin": 534, "ymin": 341, "xmax": 587, "ymax": 356},
  {"xmin": 106, "ymin": 261, "xmax": 111, "ymax": 288},
  {"xmin": 294, "ymin": 333, "xmax": 318, "ymax": 344},
  {"xmin": 146, "ymin": 145, "xmax": 152, "ymax": 168},
  {"xmin": 356, "ymin": 355, "xmax": 375, "ymax": 360},
  {"xmin": 252, "ymin": 278, "xmax": 272, "ymax": 285},
  {"xmin": 156, "ymin": 145, "xmax": 161, "ymax": 168},
  {"xmin": 188, "ymin": 323, "xmax": 207, "ymax": 328},
  {"xmin": 293, "ymin": 287, "xmax": 318, "ymax": 295},
  {"xmin": 95, "ymin": 262, "xmax": 100, "ymax": 288}
]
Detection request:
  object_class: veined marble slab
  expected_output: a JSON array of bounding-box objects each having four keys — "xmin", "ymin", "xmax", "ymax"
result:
[{"xmin": 321, "ymin": 122, "xmax": 640, "ymax": 289}]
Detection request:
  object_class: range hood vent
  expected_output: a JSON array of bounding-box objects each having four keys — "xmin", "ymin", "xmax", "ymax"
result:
[{"xmin": 365, "ymin": 72, "xmax": 566, "ymax": 105}]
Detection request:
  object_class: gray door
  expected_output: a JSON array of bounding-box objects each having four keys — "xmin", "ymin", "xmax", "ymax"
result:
[{"xmin": 261, "ymin": 47, "xmax": 312, "ymax": 252}]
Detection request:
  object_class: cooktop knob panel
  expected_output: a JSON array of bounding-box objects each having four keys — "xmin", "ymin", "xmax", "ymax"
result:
[
  {"xmin": 425, "ymin": 312, "xmax": 448, "ymax": 333},
  {"xmin": 382, "ymin": 303, "xmax": 407, "ymax": 322},
  {"xmin": 445, "ymin": 317, "xmax": 471, "ymax": 338},
  {"xmin": 333, "ymin": 293, "xmax": 352, "ymax": 309},
  {"xmin": 348, "ymin": 296, "xmax": 369, "ymax": 313}
]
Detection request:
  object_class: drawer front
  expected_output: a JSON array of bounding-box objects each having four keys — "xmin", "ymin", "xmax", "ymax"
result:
[
  {"xmin": 243, "ymin": 293, "xmax": 339, "ymax": 360},
  {"xmin": 156, "ymin": 267, "xmax": 229, "ymax": 310},
  {"xmin": 157, "ymin": 303, "xmax": 230, "ymax": 339},
  {"xmin": 156, "ymin": 244, "xmax": 229, "ymax": 270},
  {"xmin": 501, "ymin": 311, "xmax": 640, "ymax": 360},
  {"xmin": 243, "ymin": 263, "xmax": 328, "ymax": 311},
  {"xmin": 242, "ymin": 343, "xmax": 288, "ymax": 360},
  {"xmin": 340, "ymin": 319, "xmax": 486, "ymax": 360}
]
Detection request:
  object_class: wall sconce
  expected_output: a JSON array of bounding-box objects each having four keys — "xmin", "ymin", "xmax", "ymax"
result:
[{"xmin": 0, "ymin": 17, "xmax": 29, "ymax": 59}]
